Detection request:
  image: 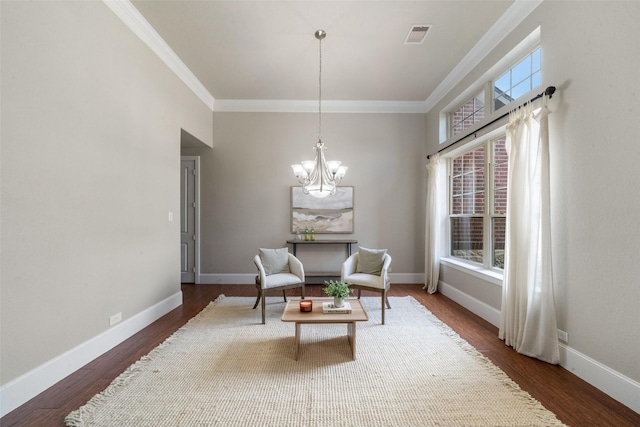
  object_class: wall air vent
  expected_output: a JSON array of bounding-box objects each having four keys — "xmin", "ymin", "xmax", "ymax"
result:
[{"xmin": 404, "ymin": 25, "xmax": 432, "ymax": 45}]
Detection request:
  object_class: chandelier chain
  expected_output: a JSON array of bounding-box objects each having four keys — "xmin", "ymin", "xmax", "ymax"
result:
[{"xmin": 318, "ymin": 35, "xmax": 322, "ymax": 142}]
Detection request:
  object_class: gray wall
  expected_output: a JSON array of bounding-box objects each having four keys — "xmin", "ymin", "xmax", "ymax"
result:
[
  {"xmin": 182, "ymin": 112, "xmax": 427, "ymax": 281},
  {"xmin": 6, "ymin": 0, "xmax": 638, "ymax": 413},
  {"xmin": 425, "ymin": 1, "xmax": 640, "ymax": 383},
  {"xmin": 1, "ymin": 1, "xmax": 212, "ymax": 385}
]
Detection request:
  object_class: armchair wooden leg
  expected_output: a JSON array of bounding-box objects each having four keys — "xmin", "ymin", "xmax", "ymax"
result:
[
  {"xmin": 301, "ymin": 284, "xmax": 306, "ymax": 299},
  {"xmin": 253, "ymin": 279, "xmax": 261, "ymax": 309},
  {"xmin": 253, "ymin": 291, "xmax": 261, "ymax": 309},
  {"xmin": 261, "ymin": 293, "xmax": 266, "ymax": 324},
  {"xmin": 282, "ymin": 290, "xmax": 287, "ymax": 302},
  {"xmin": 381, "ymin": 292, "xmax": 386, "ymax": 325}
]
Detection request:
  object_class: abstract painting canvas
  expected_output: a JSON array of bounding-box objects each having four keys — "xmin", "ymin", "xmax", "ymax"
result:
[{"xmin": 291, "ymin": 186, "xmax": 354, "ymax": 234}]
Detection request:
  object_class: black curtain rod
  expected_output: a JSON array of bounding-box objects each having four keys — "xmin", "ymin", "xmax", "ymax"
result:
[{"xmin": 427, "ymin": 85, "xmax": 556, "ymax": 159}]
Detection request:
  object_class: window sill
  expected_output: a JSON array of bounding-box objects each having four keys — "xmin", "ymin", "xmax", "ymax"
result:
[{"xmin": 439, "ymin": 257, "xmax": 503, "ymax": 287}]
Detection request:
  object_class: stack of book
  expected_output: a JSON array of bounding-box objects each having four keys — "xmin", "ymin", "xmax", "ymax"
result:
[{"xmin": 322, "ymin": 301, "xmax": 352, "ymax": 314}]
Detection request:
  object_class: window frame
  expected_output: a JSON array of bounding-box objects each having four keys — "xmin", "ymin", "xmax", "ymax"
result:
[
  {"xmin": 446, "ymin": 132, "xmax": 507, "ymax": 273},
  {"xmin": 437, "ymin": 31, "xmax": 542, "ymax": 281},
  {"xmin": 445, "ymin": 44, "xmax": 541, "ymax": 141},
  {"xmin": 492, "ymin": 46, "xmax": 542, "ymax": 112},
  {"xmin": 448, "ymin": 90, "xmax": 486, "ymax": 139}
]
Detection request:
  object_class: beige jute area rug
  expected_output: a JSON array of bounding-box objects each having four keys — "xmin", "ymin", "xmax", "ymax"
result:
[{"xmin": 66, "ymin": 296, "xmax": 566, "ymax": 426}]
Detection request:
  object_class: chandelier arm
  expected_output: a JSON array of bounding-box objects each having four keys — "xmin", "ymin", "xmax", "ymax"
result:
[
  {"xmin": 306, "ymin": 146, "xmax": 321, "ymax": 184},
  {"xmin": 295, "ymin": 176, "xmax": 310, "ymax": 186}
]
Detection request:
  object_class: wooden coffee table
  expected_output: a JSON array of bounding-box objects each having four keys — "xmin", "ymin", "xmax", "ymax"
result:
[{"xmin": 281, "ymin": 299, "xmax": 368, "ymax": 360}]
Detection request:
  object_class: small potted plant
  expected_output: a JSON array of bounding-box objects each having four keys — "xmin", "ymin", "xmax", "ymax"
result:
[{"xmin": 323, "ymin": 280, "xmax": 353, "ymax": 308}]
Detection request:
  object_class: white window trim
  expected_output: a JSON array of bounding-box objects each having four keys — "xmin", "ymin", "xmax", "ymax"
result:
[
  {"xmin": 448, "ymin": 89, "xmax": 485, "ymax": 140},
  {"xmin": 491, "ymin": 46, "xmax": 542, "ymax": 112},
  {"xmin": 444, "ymin": 127, "xmax": 508, "ymax": 274},
  {"xmin": 438, "ymin": 27, "xmax": 540, "ymax": 145},
  {"xmin": 440, "ymin": 257, "xmax": 504, "ymax": 287}
]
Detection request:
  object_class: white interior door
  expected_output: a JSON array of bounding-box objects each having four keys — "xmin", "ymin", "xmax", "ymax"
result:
[{"xmin": 180, "ymin": 157, "xmax": 199, "ymax": 283}]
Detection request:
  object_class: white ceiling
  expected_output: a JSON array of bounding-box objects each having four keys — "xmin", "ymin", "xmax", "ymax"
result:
[{"xmin": 127, "ymin": 1, "xmax": 526, "ymax": 109}]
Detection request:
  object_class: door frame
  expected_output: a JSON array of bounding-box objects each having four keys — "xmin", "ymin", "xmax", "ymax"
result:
[{"xmin": 181, "ymin": 156, "xmax": 201, "ymax": 284}]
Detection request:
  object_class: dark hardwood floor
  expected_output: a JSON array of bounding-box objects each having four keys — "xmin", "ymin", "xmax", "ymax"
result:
[{"xmin": 2, "ymin": 284, "xmax": 639, "ymax": 426}]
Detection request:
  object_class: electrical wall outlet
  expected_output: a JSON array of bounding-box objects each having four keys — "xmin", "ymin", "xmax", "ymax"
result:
[
  {"xmin": 557, "ymin": 329, "xmax": 569, "ymax": 343},
  {"xmin": 109, "ymin": 312, "xmax": 122, "ymax": 326}
]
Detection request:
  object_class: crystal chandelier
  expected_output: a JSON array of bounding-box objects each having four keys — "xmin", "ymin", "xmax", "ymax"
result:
[{"xmin": 291, "ymin": 30, "xmax": 348, "ymax": 198}]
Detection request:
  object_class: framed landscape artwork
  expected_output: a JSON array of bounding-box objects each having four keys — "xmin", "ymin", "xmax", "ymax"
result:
[{"xmin": 291, "ymin": 186, "xmax": 354, "ymax": 234}]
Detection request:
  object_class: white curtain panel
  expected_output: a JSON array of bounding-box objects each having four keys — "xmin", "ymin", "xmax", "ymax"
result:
[
  {"xmin": 424, "ymin": 154, "xmax": 441, "ymax": 294},
  {"xmin": 499, "ymin": 96, "xmax": 560, "ymax": 364}
]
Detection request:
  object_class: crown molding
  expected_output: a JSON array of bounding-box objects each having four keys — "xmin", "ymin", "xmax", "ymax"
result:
[
  {"xmin": 102, "ymin": 0, "xmax": 215, "ymax": 110},
  {"xmin": 104, "ymin": 0, "xmax": 540, "ymax": 115},
  {"xmin": 423, "ymin": 0, "xmax": 543, "ymax": 113},
  {"xmin": 213, "ymin": 99, "xmax": 428, "ymax": 114}
]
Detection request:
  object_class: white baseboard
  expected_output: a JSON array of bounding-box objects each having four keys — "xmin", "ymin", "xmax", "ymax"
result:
[
  {"xmin": 438, "ymin": 280, "xmax": 501, "ymax": 327},
  {"xmin": 198, "ymin": 273, "xmax": 425, "ymax": 285},
  {"xmin": 0, "ymin": 291, "xmax": 183, "ymax": 417},
  {"xmin": 390, "ymin": 273, "xmax": 424, "ymax": 284},
  {"xmin": 198, "ymin": 274, "xmax": 255, "ymax": 284},
  {"xmin": 559, "ymin": 344, "xmax": 640, "ymax": 414},
  {"xmin": 438, "ymin": 280, "xmax": 640, "ymax": 415}
]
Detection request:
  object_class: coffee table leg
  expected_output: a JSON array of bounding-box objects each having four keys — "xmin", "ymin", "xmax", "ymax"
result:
[
  {"xmin": 295, "ymin": 322, "xmax": 301, "ymax": 360},
  {"xmin": 347, "ymin": 322, "xmax": 356, "ymax": 360}
]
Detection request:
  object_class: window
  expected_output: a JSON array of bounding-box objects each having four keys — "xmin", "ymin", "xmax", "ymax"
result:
[
  {"xmin": 491, "ymin": 136, "xmax": 507, "ymax": 269},
  {"xmin": 449, "ymin": 136, "xmax": 507, "ymax": 269},
  {"xmin": 446, "ymin": 47, "xmax": 541, "ymax": 141},
  {"xmin": 450, "ymin": 146, "xmax": 485, "ymax": 264},
  {"xmin": 443, "ymin": 43, "xmax": 542, "ymax": 270},
  {"xmin": 450, "ymin": 91, "xmax": 485, "ymax": 137},
  {"xmin": 493, "ymin": 47, "xmax": 541, "ymax": 110}
]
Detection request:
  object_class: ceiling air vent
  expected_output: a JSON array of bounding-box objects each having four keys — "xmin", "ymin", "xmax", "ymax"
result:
[{"xmin": 404, "ymin": 25, "xmax": 431, "ymax": 45}]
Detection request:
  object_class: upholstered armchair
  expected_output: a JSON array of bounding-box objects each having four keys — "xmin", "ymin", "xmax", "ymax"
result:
[
  {"xmin": 253, "ymin": 248, "xmax": 305, "ymax": 324},
  {"xmin": 341, "ymin": 248, "xmax": 392, "ymax": 324}
]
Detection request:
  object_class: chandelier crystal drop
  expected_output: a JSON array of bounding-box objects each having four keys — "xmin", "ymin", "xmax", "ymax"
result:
[{"xmin": 291, "ymin": 30, "xmax": 347, "ymax": 198}]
